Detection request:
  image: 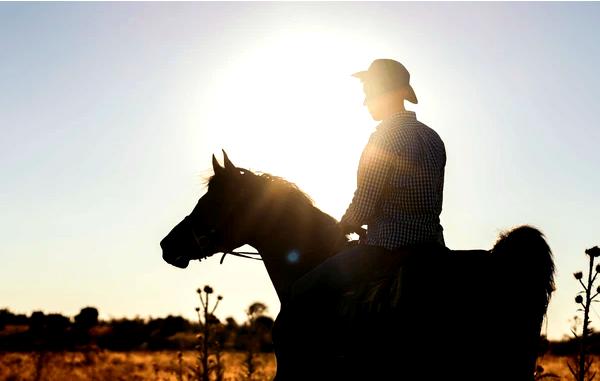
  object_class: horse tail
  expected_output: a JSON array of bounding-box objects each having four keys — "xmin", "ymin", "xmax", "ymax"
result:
[
  {"xmin": 492, "ymin": 225, "xmax": 555, "ymax": 312},
  {"xmin": 491, "ymin": 225, "xmax": 555, "ymax": 380}
]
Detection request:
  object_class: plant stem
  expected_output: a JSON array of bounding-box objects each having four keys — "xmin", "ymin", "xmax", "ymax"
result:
[
  {"xmin": 579, "ymin": 254, "xmax": 595, "ymax": 381},
  {"xmin": 204, "ymin": 292, "xmax": 210, "ymax": 381}
]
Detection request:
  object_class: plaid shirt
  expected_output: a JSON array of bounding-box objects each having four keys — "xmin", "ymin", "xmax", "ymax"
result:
[{"xmin": 341, "ymin": 111, "xmax": 446, "ymax": 250}]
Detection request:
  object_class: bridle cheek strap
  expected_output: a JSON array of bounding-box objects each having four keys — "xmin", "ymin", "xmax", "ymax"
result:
[{"xmin": 186, "ymin": 216, "xmax": 262, "ymax": 264}]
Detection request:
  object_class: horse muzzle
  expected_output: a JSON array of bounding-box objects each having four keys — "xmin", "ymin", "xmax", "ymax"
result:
[
  {"xmin": 160, "ymin": 235, "xmax": 192, "ymax": 269},
  {"xmin": 160, "ymin": 234, "xmax": 216, "ymax": 268},
  {"xmin": 162, "ymin": 252, "xmax": 190, "ymax": 269}
]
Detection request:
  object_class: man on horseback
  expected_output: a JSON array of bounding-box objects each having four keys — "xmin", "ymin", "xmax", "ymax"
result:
[
  {"xmin": 278, "ymin": 59, "xmax": 448, "ymax": 379},
  {"xmin": 291, "ymin": 58, "xmax": 447, "ymax": 298}
]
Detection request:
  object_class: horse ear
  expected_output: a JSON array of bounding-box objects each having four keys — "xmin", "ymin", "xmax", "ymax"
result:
[
  {"xmin": 212, "ymin": 154, "xmax": 225, "ymax": 176},
  {"xmin": 222, "ymin": 149, "xmax": 236, "ymax": 171}
]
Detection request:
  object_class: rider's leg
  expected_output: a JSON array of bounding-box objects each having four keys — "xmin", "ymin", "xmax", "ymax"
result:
[
  {"xmin": 279, "ymin": 244, "xmax": 398, "ymax": 368},
  {"xmin": 289, "ymin": 244, "xmax": 394, "ymax": 300}
]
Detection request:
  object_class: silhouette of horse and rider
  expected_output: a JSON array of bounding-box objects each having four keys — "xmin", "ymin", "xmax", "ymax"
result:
[{"xmin": 161, "ymin": 59, "xmax": 555, "ymax": 381}]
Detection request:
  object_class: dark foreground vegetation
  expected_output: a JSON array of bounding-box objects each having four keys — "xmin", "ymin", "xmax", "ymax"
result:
[
  {"xmin": 0, "ymin": 306, "xmax": 273, "ymax": 353},
  {"xmin": 2, "ymin": 306, "xmax": 600, "ymax": 356}
]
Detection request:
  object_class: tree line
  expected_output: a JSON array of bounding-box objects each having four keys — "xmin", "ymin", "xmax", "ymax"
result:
[
  {"xmin": 0, "ymin": 305, "xmax": 274, "ymax": 353},
  {"xmin": 7, "ymin": 305, "xmax": 600, "ymax": 357}
]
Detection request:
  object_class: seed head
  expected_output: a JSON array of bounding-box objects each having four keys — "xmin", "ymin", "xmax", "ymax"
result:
[
  {"xmin": 203, "ymin": 285, "xmax": 214, "ymax": 294},
  {"xmin": 586, "ymin": 246, "xmax": 600, "ymax": 258},
  {"xmin": 574, "ymin": 272, "xmax": 584, "ymax": 280},
  {"xmin": 576, "ymin": 295, "xmax": 584, "ymax": 304},
  {"xmin": 217, "ymin": 295, "xmax": 223, "ymax": 301},
  {"xmin": 195, "ymin": 307, "xmax": 200, "ymax": 312}
]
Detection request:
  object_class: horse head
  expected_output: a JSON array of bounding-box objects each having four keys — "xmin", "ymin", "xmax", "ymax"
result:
[
  {"xmin": 160, "ymin": 150, "xmax": 259, "ymax": 268},
  {"xmin": 160, "ymin": 150, "xmax": 346, "ymax": 299}
]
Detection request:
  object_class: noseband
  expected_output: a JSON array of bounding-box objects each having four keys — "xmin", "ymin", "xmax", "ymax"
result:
[{"xmin": 185, "ymin": 215, "xmax": 262, "ymax": 264}]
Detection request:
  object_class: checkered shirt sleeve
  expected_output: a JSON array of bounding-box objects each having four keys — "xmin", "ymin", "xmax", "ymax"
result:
[
  {"xmin": 341, "ymin": 131, "xmax": 394, "ymax": 227},
  {"xmin": 341, "ymin": 111, "xmax": 446, "ymax": 250}
]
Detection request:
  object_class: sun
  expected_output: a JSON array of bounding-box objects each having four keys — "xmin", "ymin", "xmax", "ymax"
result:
[{"xmin": 197, "ymin": 30, "xmax": 388, "ymax": 220}]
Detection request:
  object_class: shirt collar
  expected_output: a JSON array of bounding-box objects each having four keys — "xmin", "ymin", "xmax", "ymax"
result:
[
  {"xmin": 377, "ymin": 110, "xmax": 417, "ymax": 130},
  {"xmin": 388, "ymin": 110, "xmax": 416, "ymax": 121}
]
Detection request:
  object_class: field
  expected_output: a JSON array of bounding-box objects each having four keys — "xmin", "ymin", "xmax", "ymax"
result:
[
  {"xmin": 0, "ymin": 351, "xmax": 276, "ymax": 381},
  {"xmin": 0, "ymin": 351, "xmax": 593, "ymax": 381}
]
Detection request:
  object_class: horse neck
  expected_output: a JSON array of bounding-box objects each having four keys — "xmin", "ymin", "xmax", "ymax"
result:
[{"xmin": 248, "ymin": 203, "xmax": 345, "ymax": 304}]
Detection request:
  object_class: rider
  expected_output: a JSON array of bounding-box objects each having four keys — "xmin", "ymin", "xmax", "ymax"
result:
[
  {"xmin": 279, "ymin": 58, "xmax": 447, "ymax": 379},
  {"xmin": 291, "ymin": 58, "xmax": 447, "ymax": 299}
]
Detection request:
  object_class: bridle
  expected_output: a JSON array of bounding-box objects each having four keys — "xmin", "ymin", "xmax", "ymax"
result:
[{"xmin": 185, "ymin": 215, "xmax": 262, "ymax": 265}]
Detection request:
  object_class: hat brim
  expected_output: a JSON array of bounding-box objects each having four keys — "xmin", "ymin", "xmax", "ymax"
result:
[
  {"xmin": 352, "ymin": 70, "xmax": 369, "ymax": 80},
  {"xmin": 360, "ymin": 84, "xmax": 419, "ymax": 104},
  {"xmin": 353, "ymin": 70, "xmax": 418, "ymax": 104},
  {"xmin": 406, "ymin": 84, "xmax": 418, "ymax": 104}
]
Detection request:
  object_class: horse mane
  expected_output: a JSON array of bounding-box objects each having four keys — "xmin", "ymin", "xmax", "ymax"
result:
[
  {"xmin": 207, "ymin": 168, "xmax": 340, "ymax": 229},
  {"xmin": 256, "ymin": 172, "xmax": 314, "ymax": 205}
]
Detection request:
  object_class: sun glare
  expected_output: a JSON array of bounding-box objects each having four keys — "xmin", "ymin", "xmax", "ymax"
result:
[{"xmin": 198, "ymin": 30, "xmax": 389, "ymax": 219}]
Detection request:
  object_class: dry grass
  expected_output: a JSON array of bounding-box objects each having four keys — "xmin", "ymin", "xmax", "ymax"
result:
[
  {"xmin": 0, "ymin": 351, "xmax": 276, "ymax": 381},
  {"xmin": 538, "ymin": 355, "xmax": 600, "ymax": 379},
  {"xmin": 2, "ymin": 351, "xmax": 596, "ymax": 380}
]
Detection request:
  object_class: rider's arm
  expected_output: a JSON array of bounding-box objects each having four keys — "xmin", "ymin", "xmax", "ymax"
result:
[{"xmin": 341, "ymin": 131, "xmax": 394, "ymax": 230}]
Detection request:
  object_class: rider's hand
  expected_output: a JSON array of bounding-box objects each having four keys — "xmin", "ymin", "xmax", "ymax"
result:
[
  {"xmin": 339, "ymin": 221, "xmax": 356, "ymax": 235},
  {"xmin": 339, "ymin": 221, "xmax": 366, "ymax": 239},
  {"xmin": 356, "ymin": 226, "xmax": 367, "ymax": 241}
]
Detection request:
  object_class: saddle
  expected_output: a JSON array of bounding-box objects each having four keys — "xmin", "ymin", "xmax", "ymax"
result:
[{"xmin": 338, "ymin": 245, "xmax": 490, "ymax": 319}]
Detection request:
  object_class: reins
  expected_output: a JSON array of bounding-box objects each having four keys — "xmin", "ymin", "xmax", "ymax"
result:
[{"xmin": 219, "ymin": 250, "xmax": 262, "ymax": 264}]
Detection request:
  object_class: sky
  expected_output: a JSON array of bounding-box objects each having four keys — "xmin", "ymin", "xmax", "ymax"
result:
[{"xmin": 1, "ymin": 2, "xmax": 599, "ymax": 341}]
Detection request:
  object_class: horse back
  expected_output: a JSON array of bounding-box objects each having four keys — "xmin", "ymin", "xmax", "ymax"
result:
[{"xmin": 396, "ymin": 247, "xmax": 544, "ymax": 381}]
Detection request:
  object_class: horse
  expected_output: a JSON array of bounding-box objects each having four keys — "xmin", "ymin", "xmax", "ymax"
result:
[{"xmin": 161, "ymin": 151, "xmax": 555, "ymax": 381}]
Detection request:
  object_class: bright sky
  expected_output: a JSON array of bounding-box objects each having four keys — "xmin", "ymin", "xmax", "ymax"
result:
[{"xmin": 1, "ymin": 3, "xmax": 599, "ymax": 341}]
